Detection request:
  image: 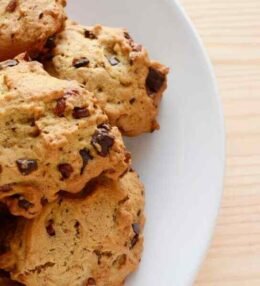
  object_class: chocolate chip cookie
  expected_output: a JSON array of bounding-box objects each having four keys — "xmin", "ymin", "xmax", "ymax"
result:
[
  {"xmin": 0, "ymin": 0, "xmax": 67, "ymax": 61},
  {"xmin": 43, "ymin": 21, "xmax": 169, "ymax": 136},
  {"xmin": 0, "ymin": 171, "xmax": 145, "ymax": 286},
  {"xmin": 0, "ymin": 55, "xmax": 130, "ymax": 218}
]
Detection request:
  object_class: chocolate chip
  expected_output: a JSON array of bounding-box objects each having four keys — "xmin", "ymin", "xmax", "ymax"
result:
[
  {"xmin": 130, "ymin": 234, "xmax": 139, "ymax": 249},
  {"xmin": 74, "ymin": 220, "xmax": 80, "ymax": 236},
  {"xmin": 54, "ymin": 97, "xmax": 66, "ymax": 117},
  {"xmin": 132, "ymin": 223, "xmax": 141, "ymax": 235},
  {"xmin": 124, "ymin": 31, "xmax": 133, "ymax": 41},
  {"xmin": 129, "ymin": 98, "xmax": 136, "ymax": 104},
  {"xmin": 44, "ymin": 36, "xmax": 56, "ymax": 50},
  {"xmin": 39, "ymin": 12, "xmax": 44, "ymax": 19},
  {"xmin": 0, "ymin": 59, "xmax": 19, "ymax": 70},
  {"xmin": 0, "ymin": 165, "xmax": 2, "ymax": 174},
  {"xmin": 79, "ymin": 149, "xmax": 93, "ymax": 175},
  {"xmin": 73, "ymin": 57, "xmax": 89, "ymax": 68},
  {"xmin": 17, "ymin": 197, "xmax": 34, "ymax": 210},
  {"xmin": 58, "ymin": 164, "xmax": 73, "ymax": 180},
  {"xmin": 41, "ymin": 197, "xmax": 48, "ymax": 206},
  {"xmin": 146, "ymin": 67, "xmax": 166, "ymax": 94},
  {"xmin": 84, "ymin": 30, "xmax": 97, "ymax": 39},
  {"xmin": 72, "ymin": 107, "xmax": 90, "ymax": 119},
  {"xmin": 86, "ymin": 278, "xmax": 96, "ymax": 285},
  {"xmin": 107, "ymin": 56, "xmax": 120, "ymax": 66},
  {"xmin": 91, "ymin": 125, "xmax": 115, "ymax": 157},
  {"xmin": 46, "ymin": 219, "xmax": 56, "ymax": 236},
  {"xmin": 16, "ymin": 159, "xmax": 38, "ymax": 175},
  {"xmin": 6, "ymin": 0, "xmax": 17, "ymax": 12}
]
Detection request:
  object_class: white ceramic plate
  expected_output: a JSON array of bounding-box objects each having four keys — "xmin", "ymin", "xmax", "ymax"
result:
[{"xmin": 67, "ymin": 1, "xmax": 225, "ymax": 285}]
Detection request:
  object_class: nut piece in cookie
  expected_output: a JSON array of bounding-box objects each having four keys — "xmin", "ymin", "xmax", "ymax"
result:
[
  {"xmin": 43, "ymin": 20, "xmax": 169, "ymax": 136},
  {"xmin": 0, "ymin": 56, "xmax": 130, "ymax": 218},
  {"xmin": 0, "ymin": 171, "xmax": 145, "ymax": 286}
]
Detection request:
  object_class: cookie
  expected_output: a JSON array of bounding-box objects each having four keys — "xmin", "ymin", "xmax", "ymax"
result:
[
  {"xmin": 0, "ymin": 0, "xmax": 67, "ymax": 61},
  {"xmin": 43, "ymin": 21, "xmax": 169, "ymax": 136},
  {"xmin": 0, "ymin": 171, "xmax": 145, "ymax": 286},
  {"xmin": 0, "ymin": 55, "xmax": 130, "ymax": 218}
]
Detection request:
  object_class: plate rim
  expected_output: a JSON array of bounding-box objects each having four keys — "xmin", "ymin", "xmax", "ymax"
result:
[{"xmin": 173, "ymin": 0, "xmax": 226, "ymax": 284}]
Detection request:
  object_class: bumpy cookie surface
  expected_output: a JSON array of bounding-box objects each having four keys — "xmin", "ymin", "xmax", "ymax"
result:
[
  {"xmin": 0, "ymin": 0, "xmax": 66, "ymax": 61},
  {"xmin": 44, "ymin": 21, "xmax": 169, "ymax": 136},
  {"xmin": 1, "ymin": 171, "xmax": 145, "ymax": 286},
  {"xmin": 0, "ymin": 56, "xmax": 130, "ymax": 218}
]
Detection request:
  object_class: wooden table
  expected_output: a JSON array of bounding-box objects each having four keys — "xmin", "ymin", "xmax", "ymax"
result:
[{"xmin": 180, "ymin": 0, "xmax": 260, "ymax": 285}]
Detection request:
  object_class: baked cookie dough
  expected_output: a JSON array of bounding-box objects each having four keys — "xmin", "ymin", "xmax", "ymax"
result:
[
  {"xmin": 0, "ymin": 0, "xmax": 67, "ymax": 61},
  {"xmin": 43, "ymin": 21, "xmax": 169, "ymax": 136},
  {"xmin": 0, "ymin": 171, "xmax": 145, "ymax": 286},
  {"xmin": 0, "ymin": 55, "xmax": 130, "ymax": 218}
]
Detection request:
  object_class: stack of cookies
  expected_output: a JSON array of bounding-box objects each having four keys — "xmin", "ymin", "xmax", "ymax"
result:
[{"xmin": 0, "ymin": 1, "xmax": 169, "ymax": 286}]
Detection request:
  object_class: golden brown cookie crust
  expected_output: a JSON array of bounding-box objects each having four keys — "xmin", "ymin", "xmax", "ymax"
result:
[
  {"xmin": 0, "ymin": 0, "xmax": 67, "ymax": 61},
  {"xmin": 44, "ymin": 21, "xmax": 169, "ymax": 136},
  {"xmin": 1, "ymin": 171, "xmax": 145, "ymax": 286},
  {"xmin": 0, "ymin": 56, "xmax": 130, "ymax": 218}
]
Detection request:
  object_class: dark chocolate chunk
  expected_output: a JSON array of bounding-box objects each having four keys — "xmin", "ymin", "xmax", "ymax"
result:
[
  {"xmin": 86, "ymin": 278, "xmax": 96, "ymax": 285},
  {"xmin": 129, "ymin": 98, "xmax": 136, "ymax": 104},
  {"xmin": 72, "ymin": 107, "xmax": 90, "ymax": 119},
  {"xmin": 73, "ymin": 57, "xmax": 90, "ymax": 68},
  {"xmin": 58, "ymin": 164, "xmax": 73, "ymax": 180},
  {"xmin": 124, "ymin": 31, "xmax": 133, "ymax": 41},
  {"xmin": 16, "ymin": 159, "xmax": 38, "ymax": 176},
  {"xmin": 79, "ymin": 148, "xmax": 93, "ymax": 175},
  {"xmin": 74, "ymin": 220, "xmax": 80, "ymax": 236},
  {"xmin": 6, "ymin": 0, "xmax": 17, "ymax": 12},
  {"xmin": 44, "ymin": 36, "xmax": 56, "ymax": 50},
  {"xmin": 146, "ymin": 67, "xmax": 166, "ymax": 94},
  {"xmin": 46, "ymin": 219, "xmax": 56, "ymax": 236},
  {"xmin": 54, "ymin": 97, "xmax": 66, "ymax": 117},
  {"xmin": 107, "ymin": 56, "xmax": 120, "ymax": 66},
  {"xmin": 130, "ymin": 234, "xmax": 139, "ymax": 249},
  {"xmin": 132, "ymin": 223, "xmax": 141, "ymax": 235},
  {"xmin": 0, "ymin": 165, "xmax": 2, "ymax": 174},
  {"xmin": 91, "ymin": 125, "xmax": 115, "ymax": 157},
  {"xmin": 17, "ymin": 197, "xmax": 34, "ymax": 210},
  {"xmin": 0, "ymin": 59, "xmax": 19, "ymax": 70},
  {"xmin": 84, "ymin": 30, "xmax": 97, "ymax": 39},
  {"xmin": 41, "ymin": 197, "xmax": 48, "ymax": 206}
]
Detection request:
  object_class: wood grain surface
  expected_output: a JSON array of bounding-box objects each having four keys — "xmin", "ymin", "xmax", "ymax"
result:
[{"xmin": 180, "ymin": 0, "xmax": 260, "ymax": 285}]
